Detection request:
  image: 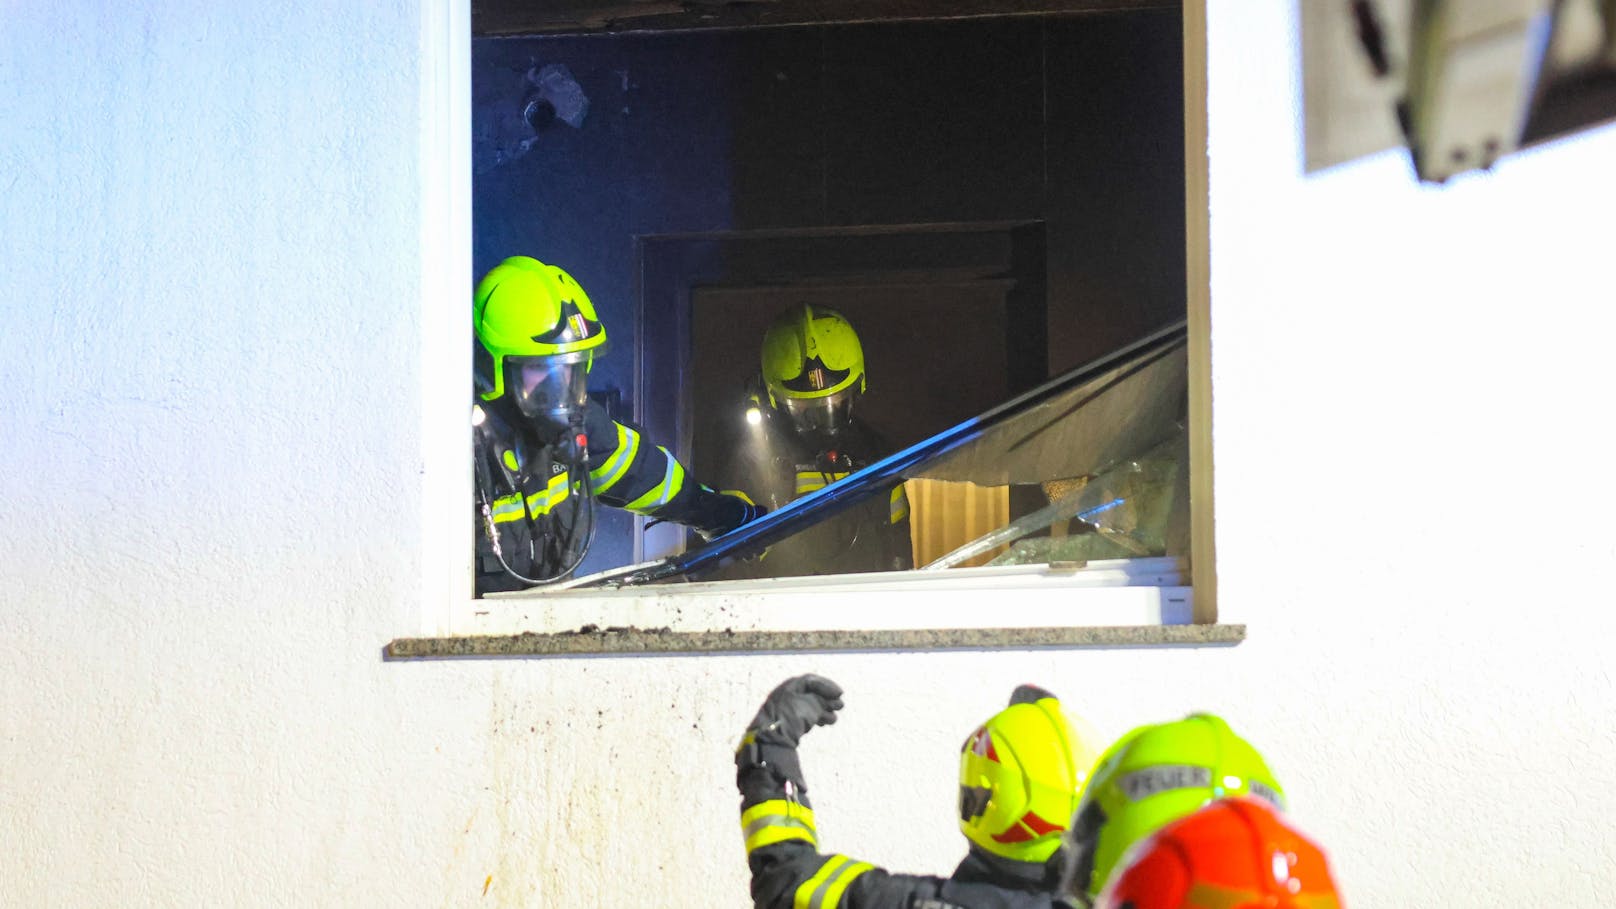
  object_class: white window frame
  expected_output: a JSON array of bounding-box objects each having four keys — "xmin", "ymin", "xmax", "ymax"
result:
[
  {"xmin": 412, "ymin": 0, "xmax": 1218, "ymax": 644},
  {"xmin": 418, "ymin": 0, "xmax": 475, "ymax": 637}
]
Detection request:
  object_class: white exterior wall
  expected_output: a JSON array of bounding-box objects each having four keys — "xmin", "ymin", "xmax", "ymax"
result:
[{"xmin": 2, "ymin": 1, "xmax": 1613, "ymax": 906}]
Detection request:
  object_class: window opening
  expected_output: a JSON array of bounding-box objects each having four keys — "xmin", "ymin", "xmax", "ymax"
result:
[{"xmin": 467, "ymin": 7, "xmax": 1193, "ymax": 604}]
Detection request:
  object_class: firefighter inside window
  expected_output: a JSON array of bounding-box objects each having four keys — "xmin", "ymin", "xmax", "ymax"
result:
[
  {"xmin": 471, "ymin": 256, "xmax": 765, "ymax": 594},
  {"xmin": 708, "ymin": 303, "xmax": 913, "ymax": 579}
]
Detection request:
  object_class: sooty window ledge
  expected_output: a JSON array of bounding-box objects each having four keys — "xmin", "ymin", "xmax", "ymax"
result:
[{"xmin": 384, "ymin": 623, "xmax": 1245, "ymax": 659}]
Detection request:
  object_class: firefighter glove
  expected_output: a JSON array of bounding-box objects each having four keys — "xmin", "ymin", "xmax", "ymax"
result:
[
  {"xmin": 747, "ymin": 674, "xmax": 844, "ymax": 747},
  {"xmin": 737, "ymin": 674, "xmax": 843, "ymax": 794}
]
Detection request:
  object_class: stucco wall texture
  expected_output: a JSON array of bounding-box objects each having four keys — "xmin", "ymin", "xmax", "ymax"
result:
[{"xmin": 2, "ymin": 1, "xmax": 1614, "ymax": 906}]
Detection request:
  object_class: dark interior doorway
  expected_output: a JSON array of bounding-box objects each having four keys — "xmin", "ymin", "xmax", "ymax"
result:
[
  {"xmin": 636, "ymin": 221, "xmax": 1047, "ymax": 560},
  {"xmin": 689, "ymin": 279, "xmax": 1014, "ymax": 467}
]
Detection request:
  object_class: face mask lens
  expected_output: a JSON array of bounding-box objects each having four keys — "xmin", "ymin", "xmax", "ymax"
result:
[
  {"xmin": 510, "ymin": 357, "xmax": 588, "ymax": 425},
  {"xmin": 781, "ymin": 389, "xmax": 854, "ymax": 437},
  {"xmin": 958, "ymin": 785, "xmax": 991, "ymax": 822}
]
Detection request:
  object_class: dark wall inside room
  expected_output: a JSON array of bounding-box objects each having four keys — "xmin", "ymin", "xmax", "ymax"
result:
[{"xmin": 473, "ymin": 9, "xmax": 1185, "ymax": 572}]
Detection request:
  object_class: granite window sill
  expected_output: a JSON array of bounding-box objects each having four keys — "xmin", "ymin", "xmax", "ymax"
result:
[{"xmin": 385, "ymin": 623, "xmax": 1245, "ymax": 659}]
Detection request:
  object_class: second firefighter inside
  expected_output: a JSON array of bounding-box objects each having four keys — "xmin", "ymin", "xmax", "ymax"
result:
[{"xmin": 709, "ymin": 303, "xmax": 912, "ymax": 578}]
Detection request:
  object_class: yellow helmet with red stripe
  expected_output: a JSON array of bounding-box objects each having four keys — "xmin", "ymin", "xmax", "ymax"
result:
[{"xmin": 958, "ymin": 686, "xmax": 1103, "ymax": 864}]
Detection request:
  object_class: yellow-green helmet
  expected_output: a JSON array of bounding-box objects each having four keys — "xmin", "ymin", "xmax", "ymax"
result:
[
  {"xmin": 1058, "ymin": 713, "xmax": 1285, "ymax": 903},
  {"xmin": 958, "ymin": 685, "xmax": 1103, "ymax": 865},
  {"xmin": 760, "ymin": 304, "xmax": 865, "ymax": 436},
  {"xmin": 473, "ymin": 256, "xmax": 608, "ymax": 403}
]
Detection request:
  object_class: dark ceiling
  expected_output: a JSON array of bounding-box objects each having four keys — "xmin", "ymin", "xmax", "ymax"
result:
[{"xmin": 473, "ymin": 0, "xmax": 1174, "ymax": 37}]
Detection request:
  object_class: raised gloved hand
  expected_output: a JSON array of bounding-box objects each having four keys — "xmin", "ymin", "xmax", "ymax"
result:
[
  {"xmin": 747, "ymin": 674, "xmax": 844, "ymax": 746},
  {"xmin": 736, "ymin": 674, "xmax": 844, "ymax": 794}
]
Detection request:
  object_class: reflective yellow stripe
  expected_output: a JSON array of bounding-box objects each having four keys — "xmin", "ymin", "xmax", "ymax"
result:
[
  {"xmin": 589, "ymin": 423, "xmax": 639, "ymax": 493},
  {"xmin": 794, "ymin": 856, "xmax": 846, "ymax": 909},
  {"xmin": 740, "ymin": 799, "xmax": 817, "ymax": 854},
  {"xmin": 818, "ymin": 859, "xmax": 872, "ymax": 909},
  {"xmin": 889, "ymin": 485, "xmax": 909, "ymax": 524},
  {"xmin": 743, "ymin": 819, "xmax": 816, "ymax": 854},
  {"xmin": 501, "ymin": 449, "xmax": 520, "ymax": 472},
  {"xmin": 490, "ymin": 494, "xmax": 524, "ymax": 524},
  {"xmin": 794, "ymin": 470, "xmax": 850, "ymax": 496},
  {"xmin": 526, "ymin": 471, "xmax": 572, "ymax": 515},
  {"xmin": 793, "ymin": 855, "xmax": 873, "ymax": 909},
  {"xmin": 625, "ymin": 448, "xmax": 685, "ymax": 512}
]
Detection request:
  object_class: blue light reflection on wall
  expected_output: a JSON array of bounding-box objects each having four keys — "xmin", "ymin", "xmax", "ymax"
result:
[{"xmin": 472, "ymin": 33, "xmax": 737, "ymax": 572}]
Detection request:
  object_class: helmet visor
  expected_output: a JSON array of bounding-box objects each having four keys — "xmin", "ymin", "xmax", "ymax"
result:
[
  {"xmin": 508, "ymin": 355, "xmax": 590, "ymax": 425},
  {"xmin": 780, "ymin": 387, "xmax": 856, "ymax": 437}
]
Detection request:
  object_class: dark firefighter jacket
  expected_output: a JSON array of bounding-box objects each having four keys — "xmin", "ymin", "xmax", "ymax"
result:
[
  {"xmin": 473, "ymin": 397, "xmax": 752, "ymax": 593},
  {"xmin": 738, "ymin": 746, "xmax": 1064, "ymax": 909},
  {"xmin": 709, "ymin": 400, "xmax": 912, "ymax": 580}
]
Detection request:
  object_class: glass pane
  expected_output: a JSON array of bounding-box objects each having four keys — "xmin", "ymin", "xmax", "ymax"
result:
[{"xmin": 960, "ymin": 431, "xmax": 1185, "ymax": 568}]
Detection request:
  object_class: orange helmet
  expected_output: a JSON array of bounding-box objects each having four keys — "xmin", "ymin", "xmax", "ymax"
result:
[{"xmin": 1094, "ymin": 798, "xmax": 1343, "ymax": 909}]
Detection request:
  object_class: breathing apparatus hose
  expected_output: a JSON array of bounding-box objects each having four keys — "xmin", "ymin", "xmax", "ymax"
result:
[
  {"xmin": 545, "ymin": 420, "xmax": 596, "ymax": 581},
  {"xmin": 473, "ymin": 415, "xmax": 596, "ymax": 586}
]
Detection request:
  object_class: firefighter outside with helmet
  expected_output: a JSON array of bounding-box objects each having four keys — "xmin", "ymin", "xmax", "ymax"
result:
[
  {"xmin": 735, "ymin": 674, "xmax": 1102, "ymax": 909},
  {"xmin": 472, "ymin": 256, "xmax": 764, "ymax": 593},
  {"xmin": 733, "ymin": 682, "xmax": 1347, "ymax": 909},
  {"xmin": 1055, "ymin": 712, "xmax": 1288, "ymax": 905},
  {"xmin": 1088, "ymin": 797, "xmax": 1343, "ymax": 909}
]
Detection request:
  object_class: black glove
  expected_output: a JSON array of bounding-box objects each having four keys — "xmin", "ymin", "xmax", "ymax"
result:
[
  {"xmin": 747, "ymin": 674, "xmax": 844, "ymax": 746},
  {"xmin": 736, "ymin": 675, "xmax": 844, "ymax": 793},
  {"xmin": 740, "ymin": 499, "xmax": 769, "ymax": 525},
  {"xmin": 697, "ymin": 491, "xmax": 769, "ymax": 542}
]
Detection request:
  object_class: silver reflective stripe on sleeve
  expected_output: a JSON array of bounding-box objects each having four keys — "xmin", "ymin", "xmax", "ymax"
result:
[{"xmin": 793, "ymin": 855, "xmax": 873, "ymax": 909}]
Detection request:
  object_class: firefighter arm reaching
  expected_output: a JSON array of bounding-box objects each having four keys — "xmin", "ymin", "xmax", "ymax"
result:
[{"xmin": 736, "ymin": 676, "xmax": 1064, "ymax": 909}]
